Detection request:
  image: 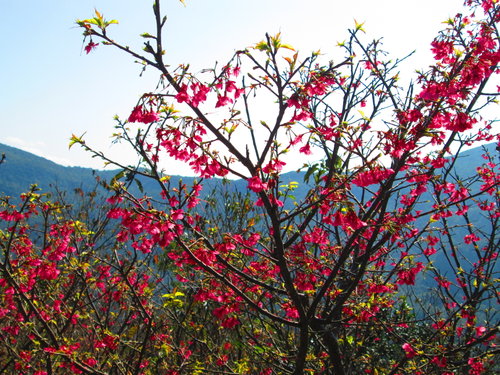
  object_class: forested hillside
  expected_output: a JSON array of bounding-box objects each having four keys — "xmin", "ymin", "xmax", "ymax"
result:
[{"xmin": 1, "ymin": 141, "xmax": 497, "ymax": 199}]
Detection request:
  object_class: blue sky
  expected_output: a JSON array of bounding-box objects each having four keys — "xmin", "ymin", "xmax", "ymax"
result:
[{"xmin": 0, "ymin": 0, "xmax": 465, "ymax": 173}]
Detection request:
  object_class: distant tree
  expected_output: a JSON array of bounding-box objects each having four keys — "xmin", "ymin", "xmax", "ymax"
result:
[{"xmin": 0, "ymin": 185, "xmax": 259, "ymax": 374}]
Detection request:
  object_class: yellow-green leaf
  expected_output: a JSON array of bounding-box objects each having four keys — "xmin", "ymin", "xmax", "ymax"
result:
[
  {"xmin": 255, "ymin": 41, "xmax": 269, "ymax": 51},
  {"xmin": 69, "ymin": 134, "xmax": 85, "ymax": 149},
  {"xmin": 354, "ymin": 19, "xmax": 366, "ymax": 32},
  {"xmin": 281, "ymin": 43, "xmax": 295, "ymax": 51}
]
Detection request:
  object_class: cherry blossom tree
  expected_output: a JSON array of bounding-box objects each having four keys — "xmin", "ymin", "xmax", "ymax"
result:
[
  {"xmin": 0, "ymin": 184, "xmax": 264, "ymax": 374},
  {"xmin": 73, "ymin": 0, "xmax": 499, "ymax": 373},
  {"xmin": 0, "ymin": 0, "xmax": 498, "ymax": 374}
]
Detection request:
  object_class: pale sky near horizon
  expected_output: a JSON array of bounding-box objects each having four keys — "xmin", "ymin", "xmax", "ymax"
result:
[{"xmin": 0, "ymin": 0, "xmax": 468, "ymax": 175}]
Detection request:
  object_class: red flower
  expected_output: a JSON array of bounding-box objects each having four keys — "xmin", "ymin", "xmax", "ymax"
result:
[
  {"xmin": 38, "ymin": 263, "xmax": 60, "ymax": 280},
  {"xmin": 287, "ymin": 94, "xmax": 302, "ymax": 108},
  {"xmin": 299, "ymin": 143, "xmax": 312, "ymax": 155},
  {"xmin": 128, "ymin": 106, "xmax": 144, "ymax": 122},
  {"xmin": 128, "ymin": 106, "xmax": 159, "ymax": 123},
  {"xmin": 464, "ymin": 233, "xmax": 480, "ymax": 244},
  {"xmin": 221, "ymin": 317, "xmax": 240, "ymax": 329},
  {"xmin": 215, "ymin": 94, "xmax": 233, "ymax": 108},
  {"xmin": 402, "ymin": 343, "xmax": 417, "ymax": 358},
  {"xmin": 84, "ymin": 41, "xmax": 98, "ymax": 54},
  {"xmin": 445, "ymin": 112, "xmax": 477, "ymax": 132},
  {"xmin": 141, "ymin": 109, "xmax": 160, "ymax": 123},
  {"xmin": 468, "ymin": 357, "xmax": 485, "ymax": 375},
  {"xmin": 175, "ymin": 84, "xmax": 191, "ymax": 104},
  {"xmin": 190, "ymin": 83, "xmax": 209, "ymax": 107},
  {"xmin": 431, "ymin": 356, "xmax": 447, "ymax": 368},
  {"xmin": 418, "ymin": 82, "xmax": 444, "ymax": 101},
  {"xmin": 397, "ymin": 262, "xmax": 424, "ymax": 285},
  {"xmin": 475, "ymin": 326, "xmax": 486, "ymax": 337},
  {"xmin": 397, "ymin": 109, "xmax": 422, "ymax": 125},
  {"xmin": 352, "ymin": 167, "xmax": 394, "ymax": 187},
  {"xmin": 291, "ymin": 109, "xmax": 312, "ymax": 122},
  {"xmin": 247, "ymin": 176, "xmax": 268, "ymax": 193},
  {"xmin": 84, "ymin": 358, "xmax": 98, "ymax": 367},
  {"xmin": 225, "ymin": 80, "xmax": 237, "ymax": 92},
  {"xmin": 431, "ymin": 40, "xmax": 454, "ymax": 60}
]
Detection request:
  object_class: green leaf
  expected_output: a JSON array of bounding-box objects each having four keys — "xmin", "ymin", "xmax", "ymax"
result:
[
  {"xmin": 134, "ymin": 178, "xmax": 144, "ymax": 193},
  {"xmin": 80, "ymin": 18, "xmax": 99, "ymax": 26},
  {"xmin": 280, "ymin": 43, "xmax": 295, "ymax": 51},
  {"xmin": 354, "ymin": 19, "xmax": 366, "ymax": 32},
  {"xmin": 254, "ymin": 41, "xmax": 269, "ymax": 51},
  {"xmin": 333, "ymin": 155, "xmax": 343, "ymax": 170},
  {"xmin": 69, "ymin": 134, "xmax": 85, "ymax": 149},
  {"xmin": 111, "ymin": 170, "xmax": 126, "ymax": 184},
  {"xmin": 304, "ymin": 164, "xmax": 317, "ymax": 184},
  {"xmin": 253, "ymin": 345, "xmax": 266, "ymax": 354}
]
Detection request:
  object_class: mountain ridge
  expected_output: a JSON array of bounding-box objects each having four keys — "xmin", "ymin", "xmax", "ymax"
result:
[{"xmin": 1, "ymin": 142, "xmax": 498, "ymax": 198}]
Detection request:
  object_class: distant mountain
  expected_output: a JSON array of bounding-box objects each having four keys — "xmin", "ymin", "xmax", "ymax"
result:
[
  {"xmin": 0, "ymin": 143, "xmax": 308, "ymax": 201},
  {"xmin": 0, "ymin": 143, "xmax": 203, "ymax": 199},
  {"xmin": 0, "ymin": 142, "xmax": 498, "ymax": 279},
  {"xmin": 1, "ymin": 141, "xmax": 498, "ymax": 199},
  {"xmin": 0, "ymin": 143, "xmax": 107, "ymax": 198}
]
